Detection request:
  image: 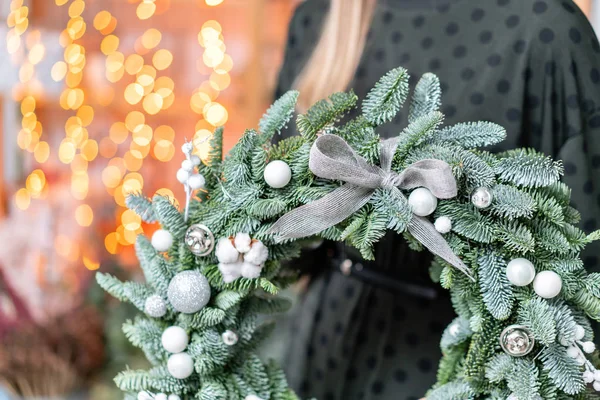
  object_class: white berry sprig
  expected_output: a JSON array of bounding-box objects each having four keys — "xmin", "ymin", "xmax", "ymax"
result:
[
  {"xmin": 177, "ymin": 140, "xmax": 206, "ymax": 222},
  {"xmin": 561, "ymin": 324, "xmax": 599, "ymax": 392}
]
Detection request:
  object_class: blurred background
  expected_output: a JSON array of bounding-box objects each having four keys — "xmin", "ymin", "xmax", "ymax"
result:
[{"xmin": 0, "ymin": 0, "xmax": 596, "ymax": 399}]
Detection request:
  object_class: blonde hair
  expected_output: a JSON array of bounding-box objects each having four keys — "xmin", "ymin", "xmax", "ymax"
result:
[{"xmin": 294, "ymin": 0, "xmax": 376, "ymax": 111}]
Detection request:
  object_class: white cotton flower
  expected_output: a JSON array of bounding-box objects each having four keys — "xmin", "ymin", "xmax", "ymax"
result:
[
  {"xmin": 244, "ymin": 240, "xmax": 269, "ymax": 266},
  {"xmin": 216, "ymin": 237, "xmax": 240, "ymax": 264},
  {"xmin": 234, "ymin": 233, "xmax": 252, "ymax": 253},
  {"xmin": 240, "ymin": 261, "xmax": 263, "ymax": 279},
  {"xmin": 219, "ymin": 261, "xmax": 243, "ymax": 283}
]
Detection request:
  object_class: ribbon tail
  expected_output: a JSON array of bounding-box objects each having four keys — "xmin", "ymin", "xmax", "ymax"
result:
[
  {"xmin": 268, "ymin": 184, "xmax": 374, "ymax": 240},
  {"xmin": 408, "ymin": 216, "xmax": 474, "ymax": 281}
]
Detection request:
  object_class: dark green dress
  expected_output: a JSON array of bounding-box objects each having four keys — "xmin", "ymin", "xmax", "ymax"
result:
[{"xmin": 275, "ymin": 1, "xmax": 600, "ymax": 399}]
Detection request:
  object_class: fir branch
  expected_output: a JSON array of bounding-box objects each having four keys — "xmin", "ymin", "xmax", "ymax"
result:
[
  {"xmin": 496, "ymin": 149, "xmax": 563, "ymax": 188},
  {"xmin": 436, "ymin": 201, "xmax": 496, "ymax": 243},
  {"xmin": 122, "ymin": 317, "xmax": 168, "ymax": 365},
  {"xmin": 136, "ymin": 235, "xmax": 174, "ymax": 295},
  {"xmin": 490, "ymin": 184, "xmax": 536, "ymax": 220},
  {"xmin": 409, "ymin": 72, "xmax": 441, "ymax": 123},
  {"xmin": 427, "ymin": 380, "xmax": 475, "ymax": 400},
  {"xmin": 506, "ymin": 358, "xmax": 540, "ymax": 400},
  {"xmin": 371, "ymin": 187, "xmax": 413, "ymax": 233},
  {"xmin": 346, "ymin": 207, "xmax": 388, "ymax": 260},
  {"xmin": 178, "ymin": 307, "xmax": 227, "ymax": 330},
  {"xmin": 478, "ymin": 252, "xmax": 514, "ymax": 320},
  {"xmin": 362, "ymin": 67, "xmax": 409, "ymax": 126},
  {"xmin": 296, "ymin": 91, "xmax": 357, "ymax": 141},
  {"xmin": 213, "ymin": 290, "xmax": 244, "ymax": 311},
  {"xmin": 205, "ymin": 126, "xmax": 224, "ymax": 178},
  {"xmin": 434, "ymin": 122, "xmax": 507, "ymax": 149},
  {"xmin": 126, "ymin": 193, "xmax": 157, "ymax": 222},
  {"xmin": 540, "ymin": 344, "xmax": 585, "ymax": 395},
  {"xmin": 394, "ymin": 111, "xmax": 444, "ymax": 162},
  {"xmin": 485, "ymin": 353, "xmax": 514, "ymax": 383},
  {"xmin": 152, "ymin": 194, "xmax": 187, "ymax": 239},
  {"xmin": 258, "ymin": 90, "xmax": 299, "ymax": 140},
  {"xmin": 517, "ymin": 298, "xmax": 557, "ymax": 345},
  {"xmin": 248, "ymin": 198, "xmax": 288, "ymax": 219},
  {"xmin": 494, "ymin": 221, "xmax": 535, "ymax": 254}
]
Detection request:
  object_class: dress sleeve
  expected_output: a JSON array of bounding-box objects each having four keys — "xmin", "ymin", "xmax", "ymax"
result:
[{"xmin": 522, "ymin": 6, "xmax": 600, "ymax": 271}]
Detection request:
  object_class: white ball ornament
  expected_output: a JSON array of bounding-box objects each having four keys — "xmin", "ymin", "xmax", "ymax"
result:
[
  {"xmin": 176, "ymin": 168, "xmax": 190, "ymax": 184},
  {"xmin": 574, "ymin": 324, "xmax": 586, "ymax": 341},
  {"xmin": 152, "ymin": 229, "xmax": 173, "ymax": 252},
  {"xmin": 161, "ymin": 326, "xmax": 189, "ymax": 353},
  {"xmin": 506, "ymin": 258, "xmax": 536, "ymax": 287},
  {"xmin": 167, "ymin": 352, "xmax": 194, "ymax": 379},
  {"xmin": 434, "ymin": 216, "xmax": 452, "ymax": 234},
  {"xmin": 187, "ymin": 174, "xmax": 206, "ymax": 190},
  {"xmin": 264, "ymin": 160, "xmax": 292, "ymax": 189},
  {"xmin": 155, "ymin": 394, "xmax": 168, "ymax": 400},
  {"xmin": 408, "ymin": 187, "xmax": 438, "ymax": 217},
  {"xmin": 582, "ymin": 341, "xmax": 596, "ymax": 353},
  {"xmin": 167, "ymin": 270, "xmax": 211, "ymax": 314},
  {"xmin": 168, "ymin": 395, "xmax": 182, "ymax": 400},
  {"xmin": 144, "ymin": 295, "xmax": 167, "ymax": 318},
  {"xmin": 222, "ymin": 329, "xmax": 239, "ymax": 346},
  {"xmin": 532, "ymin": 270, "xmax": 562, "ymax": 299},
  {"xmin": 471, "ymin": 187, "xmax": 493, "ymax": 209}
]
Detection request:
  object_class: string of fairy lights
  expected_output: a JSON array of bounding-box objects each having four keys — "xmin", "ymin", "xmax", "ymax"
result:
[{"xmin": 5, "ymin": 0, "xmax": 232, "ymax": 266}]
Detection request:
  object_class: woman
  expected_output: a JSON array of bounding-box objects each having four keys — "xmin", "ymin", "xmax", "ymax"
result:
[{"xmin": 275, "ymin": 0, "xmax": 600, "ymax": 399}]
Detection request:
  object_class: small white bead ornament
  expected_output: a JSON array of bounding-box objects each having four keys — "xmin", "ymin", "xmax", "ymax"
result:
[
  {"xmin": 222, "ymin": 329, "xmax": 239, "ymax": 346},
  {"xmin": 216, "ymin": 234, "xmax": 269, "ymax": 282},
  {"xmin": 532, "ymin": 270, "xmax": 562, "ymax": 299},
  {"xmin": 506, "ymin": 258, "xmax": 536, "ymax": 287},
  {"xmin": 162, "ymin": 326, "xmax": 189, "ymax": 353},
  {"xmin": 264, "ymin": 160, "xmax": 292, "ymax": 188},
  {"xmin": 178, "ymin": 139, "xmax": 208, "ymax": 222},
  {"xmin": 245, "ymin": 395, "xmax": 264, "ymax": 400},
  {"xmin": 155, "ymin": 394, "xmax": 168, "ymax": 400},
  {"xmin": 167, "ymin": 352, "xmax": 194, "ymax": 379},
  {"xmin": 471, "ymin": 187, "xmax": 493, "ymax": 209},
  {"xmin": 408, "ymin": 187, "xmax": 438, "ymax": 217},
  {"xmin": 434, "ymin": 216, "xmax": 452, "ymax": 234},
  {"xmin": 168, "ymin": 395, "xmax": 182, "ymax": 400},
  {"xmin": 582, "ymin": 341, "xmax": 596, "ymax": 353},
  {"xmin": 574, "ymin": 324, "xmax": 585, "ymax": 340},
  {"xmin": 138, "ymin": 391, "xmax": 153, "ymax": 400},
  {"xmin": 152, "ymin": 229, "xmax": 174, "ymax": 252},
  {"xmin": 144, "ymin": 295, "xmax": 167, "ymax": 318}
]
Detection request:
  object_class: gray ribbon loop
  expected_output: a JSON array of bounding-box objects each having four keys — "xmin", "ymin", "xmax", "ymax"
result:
[{"xmin": 269, "ymin": 134, "xmax": 473, "ymax": 279}]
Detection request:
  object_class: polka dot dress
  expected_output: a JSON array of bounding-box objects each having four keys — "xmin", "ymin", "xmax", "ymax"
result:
[{"xmin": 275, "ymin": 0, "xmax": 600, "ymax": 398}]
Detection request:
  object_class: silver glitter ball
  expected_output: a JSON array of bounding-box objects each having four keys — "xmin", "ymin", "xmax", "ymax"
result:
[
  {"xmin": 222, "ymin": 329, "xmax": 239, "ymax": 346},
  {"xmin": 185, "ymin": 224, "xmax": 215, "ymax": 257},
  {"xmin": 167, "ymin": 270, "xmax": 211, "ymax": 314},
  {"xmin": 471, "ymin": 187, "xmax": 493, "ymax": 209},
  {"xmin": 500, "ymin": 325, "xmax": 535, "ymax": 357},
  {"xmin": 144, "ymin": 294, "xmax": 167, "ymax": 318}
]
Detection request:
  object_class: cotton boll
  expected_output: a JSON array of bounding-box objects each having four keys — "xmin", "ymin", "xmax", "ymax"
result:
[
  {"xmin": 244, "ymin": 240, "xmax": 269, "ymax": 266},
  {"xmin": 215, "ymin": 238, "xmax": 240, "ymax": 264},
  {"xmin": 234, "ymin": 233, "xmax": 252, "ymax": 253},
  {"xmin": 219, "ymin": 261, "xmax": 243, "ymax": 283},
  {"xmin": 583, "ymin": 341, "xmax": 596, "ymax": 354},
  {"xmin": 240, "ymin": 261, "xmax": 263, "ymax": 279}
]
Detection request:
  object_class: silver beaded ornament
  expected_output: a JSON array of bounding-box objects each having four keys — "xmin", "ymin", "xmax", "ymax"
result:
[
  {"xmin": 144, "ymin": 294, "xmax": 167, "ymax": 318},
  {"xmin": 499, "ymin": 324, "xmax": 535, "ymax": 357},
  {"xmin": 185, "ymin": 224, "xmax": 215, "ymax": 257},
  {"xmin": 471, "ymin": 187, "xmax": 493, "ymax": 209},
  {"xmin": 222, "ymin": 329, "xmax": 239, "ymax": 346},
  {"xmin": 167, "ymin": 270, "xmax": 211, "ymax": 314}
]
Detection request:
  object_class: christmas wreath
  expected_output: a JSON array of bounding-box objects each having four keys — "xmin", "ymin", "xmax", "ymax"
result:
[{"xmin": 97, "ymin": 67, "xmax": 600, "ymax": 400}]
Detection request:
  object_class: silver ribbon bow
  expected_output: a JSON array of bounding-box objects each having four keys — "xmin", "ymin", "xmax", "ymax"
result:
[{"xmin": 269, "ymin": 134, "xmax": 472, "ymax": 279}]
